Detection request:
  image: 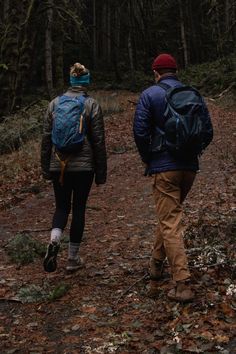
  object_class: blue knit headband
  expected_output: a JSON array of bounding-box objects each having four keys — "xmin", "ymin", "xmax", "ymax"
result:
[{"xmin": 70, "ymin": 73, "xmax": 90, "ymax": 86}]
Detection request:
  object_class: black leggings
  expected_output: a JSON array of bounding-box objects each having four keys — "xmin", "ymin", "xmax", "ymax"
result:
[{"xmin": 52, "ymin": 171, "xmax": 94, "ymax": 243}]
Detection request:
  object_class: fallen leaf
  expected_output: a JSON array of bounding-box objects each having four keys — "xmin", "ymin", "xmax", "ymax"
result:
[
  {"xmin": 215, "ymin": 334, "xmax": 230, "ymax": 343},
  {"xmin": 82, "ymin": 306, "xmax": 97, "ymax": 314}
]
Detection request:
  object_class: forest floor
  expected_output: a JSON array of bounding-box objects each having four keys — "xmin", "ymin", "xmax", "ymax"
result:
[{"xmin": 0, "ymin": 91, "xmax": 235, "ymax": 353}]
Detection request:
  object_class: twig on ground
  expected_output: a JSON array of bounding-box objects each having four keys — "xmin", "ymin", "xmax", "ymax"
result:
[
  {"xmin": 12, "ymin": 228, "xmax": 51, "ymax": 233},
  {"xmin": 189, "ymin": 261, "xmax": 228, "ymax": 269},
  {"xmin": 186, "ymin": 245, "xmax": 225, "ymax": 254},
  {"xmin": 0, "ymin": 297, "xmax": 21, "ymax": 303},
  {"xmin": 22, "ymin": 100, "xmax": 41, "ymax": 111},
  {"xmin": 213, "ymin": 83, "xmax": 235, "ymax": 99},
  {"xmin": 115, "ymin": 273, "xmax": 149, "ymax": 306},
  {"xmin": 128, "ymin": 99, "xmax": 137, "ymax": 105}
]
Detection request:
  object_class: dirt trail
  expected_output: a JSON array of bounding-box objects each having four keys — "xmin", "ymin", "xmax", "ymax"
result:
[{"xmin": 0, "ymin": 96, "xmax": 235, "ymax": 353}]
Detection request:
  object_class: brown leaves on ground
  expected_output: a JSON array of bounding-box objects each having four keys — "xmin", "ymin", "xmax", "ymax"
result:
[{"xmin": 0, "ymin": 91, "xmax": 235, "ymax": 353}]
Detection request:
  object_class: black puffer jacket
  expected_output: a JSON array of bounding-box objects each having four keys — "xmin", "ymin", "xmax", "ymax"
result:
[{"xmin": 41, "ymin": 87, "xmax": 107, "ymax": 184}]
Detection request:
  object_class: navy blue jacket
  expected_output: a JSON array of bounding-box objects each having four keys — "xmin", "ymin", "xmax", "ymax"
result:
[{"xmin": 133, "ymin": 75, "xmax": 213, "ymax": 175}]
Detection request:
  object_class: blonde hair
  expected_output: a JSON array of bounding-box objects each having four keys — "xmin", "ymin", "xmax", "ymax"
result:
[{"xmin": 70, "ymin": 63, "xmax": 88, "ymax": 77}]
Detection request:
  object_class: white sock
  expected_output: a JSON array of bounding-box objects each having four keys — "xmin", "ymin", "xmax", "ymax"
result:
[
  {"xmin": 50, "ymin": 228, "xmax": 62, "ymax": 243},
  {"xmin": 68, "ymin": 242, "xmax": 80, "ymax": 260}
]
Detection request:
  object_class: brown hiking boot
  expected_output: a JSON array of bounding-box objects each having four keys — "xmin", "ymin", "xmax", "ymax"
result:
[
  {"xmin": 149, "ymin": 258, "xmax": 164, "ymax": 280},
  {"xmin": 147, "ymin": 280, "xmax": 161, "ymax": 298},
  {"xmin": 167, "ymin": 280, "xmax": 194, "ymax": 303}
]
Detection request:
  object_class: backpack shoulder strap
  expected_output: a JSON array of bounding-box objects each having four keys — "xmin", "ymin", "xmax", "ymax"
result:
[
  {"xmin": 76, "ymin": 94, "xmax": 91, "ymax": 134},
  {"xmin": 157, "ymin": 82, "xmax": 171, "ymax": 91}
]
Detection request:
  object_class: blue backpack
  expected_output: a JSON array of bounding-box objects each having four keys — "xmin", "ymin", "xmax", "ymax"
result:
[
  {"xmin": 52, "ymin": 94, "xmax": 87, "ymax": 153},
  {"xmin": 153, "ymin": 83, "xmax": 209, "ymax": 157}
]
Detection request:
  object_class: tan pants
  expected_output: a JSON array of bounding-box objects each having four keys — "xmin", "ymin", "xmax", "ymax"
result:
[{"xmin": 152, "ymin": 171, "xmax": 196, "ymax": 281}]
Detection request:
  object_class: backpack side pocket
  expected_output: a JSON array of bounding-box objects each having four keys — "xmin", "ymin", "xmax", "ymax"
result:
[{"xmin": 150, "ymin": 128, "xmax": 166, "ymax": 153}]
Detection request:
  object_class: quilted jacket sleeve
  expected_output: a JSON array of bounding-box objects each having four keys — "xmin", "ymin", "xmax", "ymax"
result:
[
  {"xmin": 133, "ymin": 91, "xmax": 152, "ymax": 163},
  {"xmin": 40, "ymin": 100, "xmax": 55, "ymax": 179},
  {"xmin": 202, "ymin": 98, "xmax": 214, "ymax": 150},
  {"xmin": 87, "ymin": 99, "xmax": 107, "ymax": 185}
]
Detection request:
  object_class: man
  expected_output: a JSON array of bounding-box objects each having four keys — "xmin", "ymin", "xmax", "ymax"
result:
[{"xmin": 133, "ymin": 53, "xmax": 213, "ymax": 302}]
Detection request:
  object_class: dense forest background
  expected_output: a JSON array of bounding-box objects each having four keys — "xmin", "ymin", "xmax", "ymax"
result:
[
  {"xmin": 0, "ymin": 2, "xmax": 236, "ymax": 351},
  {"xmin": 0, "ymin": 0, "xmax": 236, "ymax": 118}
]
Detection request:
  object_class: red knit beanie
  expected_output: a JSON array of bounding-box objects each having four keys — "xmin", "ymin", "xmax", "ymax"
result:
[{"xmin": 152, "ymin": 54, "xmax": 177, "ymax": 71}]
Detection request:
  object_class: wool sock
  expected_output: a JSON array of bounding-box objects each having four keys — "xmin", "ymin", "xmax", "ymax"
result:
[
  {"xmin": 68, "ymin": 242, "xmax": 80, "ymax": 260},
  {"xmin": 50, "ymin": 228, "xmax": 62, "ymax": 243}
]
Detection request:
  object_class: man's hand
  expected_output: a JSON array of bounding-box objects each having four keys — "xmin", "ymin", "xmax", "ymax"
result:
[
  {"xmin": 142, "ymin": 162, "xmax": 147, "ymax": 169},
  {"xmin": 141, "ymin": 162, "xmax": 148, "ymax": 176}
]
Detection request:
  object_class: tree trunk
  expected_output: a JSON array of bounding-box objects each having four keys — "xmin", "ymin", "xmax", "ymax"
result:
[
  {"xmin": 54, "ymin": 17, "xmax": 64, "ymax": 92},
  {"xmin": 0, "ymin": 1, "xmax": 22, "ymax": 115},
  {"xmin": 128, "ymin": 0, "xmax": 135, "ymax": 74},
  {"xmin": 225, "ymin": 0, "xmax": 230, "ymax": 32},
  {"xmin": 178, "ymin": 0, "xmax": 188, "ymax": 67},
  {"xmin": 14, "ymin": 0, "xmax": 38, "ymax": 110},
  {"xmin": 188, "ymin": 0, "xmax": 202, "ymax": 63},
  {"xmin": 107, "ymin": 1, "xmax": 111, "ymax": 67},
  {"xmin": 101, "ymin": 1, "xmax": 107, "ymax": 65},
  {"xmin": 128, "ymin": 32, "xmax": 134, "ymax": 73},
  {"xmin": 112, "ymin": 4, "xmax": 122, "ymax": 82},
  {"xmin": 233, "ymin": 0, "xmax": 236, "ymax": 41},
  {"xmin": 215, "ymin": 1, "xmax": 222, "ymax": 55},
  {"xmin": 45, "ymin": 0, "xmax": 53, "ymax": 99},
  {"xmin": 92, "ymin": 0, "xmax": 97, "ymax": 69},
  {"xmin": 3, "ymin": 0, "xmax": 10, "ymax": 21}
]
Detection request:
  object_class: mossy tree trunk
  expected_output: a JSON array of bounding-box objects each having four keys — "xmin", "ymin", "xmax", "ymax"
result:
[
  {"xmin": 45, "ymin": 0, "xmax": 54, "ymax": 99},
  {"xmin": 0, "ymin": 2, "xmax": 21, "ymax": 116},
  {"xmin": 112, "ymin": 3, "xmax": 122, "ymax": 82},
  {"xmin": 127, "ymin": 0, "xmax": 135, "ymax": 78},
  {"xmin": 178, "ymin": 0, "xmax": 188, "ymax": 67},
  {"xmin": 12, "ymin": 0, "xmax": 38, "ymax": 111},
  {"xmin": 0, "ymin": 0, "xmax": 38, "ymax": 117},
  {"xmin": 54, "ymin": 14, "xmax": 64, "ymax": 93}
]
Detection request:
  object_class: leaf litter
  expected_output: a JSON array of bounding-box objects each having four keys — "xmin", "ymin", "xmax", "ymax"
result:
[{"xmin": 0, "ymin": 91, "xmax": 235, "ymax": 353}]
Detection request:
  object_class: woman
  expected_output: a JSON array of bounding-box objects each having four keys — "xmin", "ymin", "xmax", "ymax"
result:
[{"xmin": 41, "ymin": 62, "xmax": 107, "ymax": 272}]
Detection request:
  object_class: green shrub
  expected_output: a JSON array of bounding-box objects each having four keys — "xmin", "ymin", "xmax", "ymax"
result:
[
  {"xmin": 47, "ymin": 283, "xmax": 71, "ymax": 301},
  {"xmin": 18, "ymin": 284, "xmax": 48, "ymax": 303},
  {"xmin": 0, "ymin": 100, "xmax": 48, "ymax": 155},
  {"xmin": 92, "ymin": 70, "xmax": 153, "ymax": 92},
  {"xmin": 179, "ymin": 55, "xmax": 236, "ymax": 96},
  {"xmin": 5, "ymin": 233, "xmax": 46, "ymax": 265},
  {"xmin": 92, "ymin": 93, "xmax": 124, "ymax": 115},
  {"xmin": 17, "ymin": 282, "xmax": 70, "ymax": 303}
]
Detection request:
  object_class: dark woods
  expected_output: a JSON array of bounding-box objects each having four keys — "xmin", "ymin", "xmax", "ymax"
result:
[{"xmin": 0, "ymin": 0, "xmax": 236, "ymax": 118}]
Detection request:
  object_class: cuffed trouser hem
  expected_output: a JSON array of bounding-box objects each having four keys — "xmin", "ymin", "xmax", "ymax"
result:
[
  {"xmin": 151, "ymin": 255, "xmax": 166, "ymax": 262},
  {"xmin": 173, "ymin": 272, "xmax": 191, "ymax": 282}
]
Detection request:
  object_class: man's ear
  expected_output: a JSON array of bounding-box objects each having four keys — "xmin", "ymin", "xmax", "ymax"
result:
[{"xmin": 154, "ymin": 70, "xmax": 160, "ymax": 82}]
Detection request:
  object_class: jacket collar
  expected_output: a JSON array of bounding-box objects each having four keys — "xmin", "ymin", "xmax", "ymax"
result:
[
  {"xmin": 158, "ymin": 74, "xmax": 179, "ymax": 82},
  {"xmin": 66, "ymin": 86, "xmax": 87, "ymax": 94}
]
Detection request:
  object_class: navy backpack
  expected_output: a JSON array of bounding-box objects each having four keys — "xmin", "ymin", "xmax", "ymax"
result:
[{"xmin": 152, "ymin": 83, "xmax": 210, "ymax": 157}]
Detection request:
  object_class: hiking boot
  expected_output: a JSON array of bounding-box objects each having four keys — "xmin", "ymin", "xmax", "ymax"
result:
[
  {"xmin": 149, "ymin": 258, "xmax": 164, "ymax": 280},
  {"xmin": 66, "ymin": 257, "xmax": 84, "ymax": 272},
  {"xmin": 167, "ymin": 279, "xmax": 194, "ymax": 303},
  {"xmin": 43, "ymin": 242, "xmax": 60, "ymax": 273},
  {"xmin": 147, "ymin": 280, "xmax": 161, "ymax": 298}
]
